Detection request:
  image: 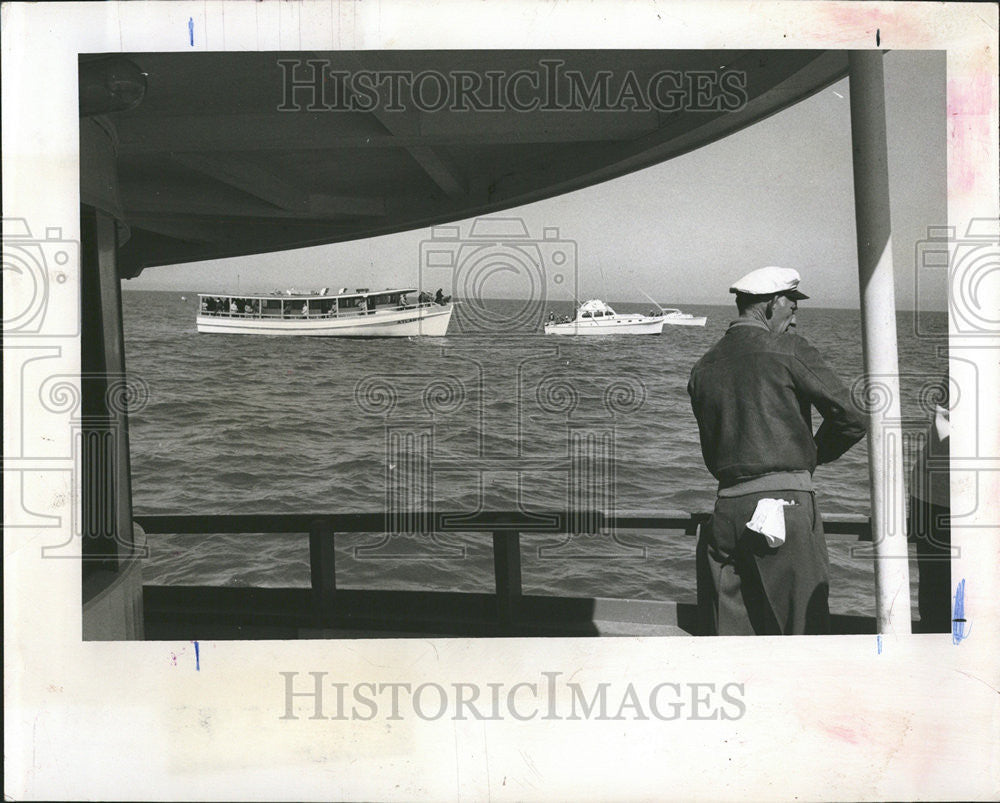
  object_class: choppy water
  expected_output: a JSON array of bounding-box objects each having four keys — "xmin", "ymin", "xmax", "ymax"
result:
[{"xmin": 123, "ymin": 291, "xmax": 948, "ymax": 617}]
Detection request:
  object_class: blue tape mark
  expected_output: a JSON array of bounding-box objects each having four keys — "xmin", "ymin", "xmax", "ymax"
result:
[
  {"xmin": 952, "ymin": 579, "xmax": 968, "ymax": 645},
  {"xmin": 876, "ymin": 635, "xmax": 882, "ymax": 655},
  {"xmin": 188, "ymin": 18, "xmax": 194, "ymax": 47},
  {"xmin": 193, "ymin": 640, "xmax": 200, "ymax": 670}
]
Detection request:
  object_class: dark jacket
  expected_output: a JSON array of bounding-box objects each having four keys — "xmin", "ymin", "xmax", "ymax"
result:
[{"xmin": 688, "ymin": 319, "xmax": 867, "ymax": 488}]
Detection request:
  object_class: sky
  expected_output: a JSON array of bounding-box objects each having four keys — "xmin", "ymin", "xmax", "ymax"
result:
[{"xmin": 124, "ymin": 51, "xmax": 947, "ymax": 310}]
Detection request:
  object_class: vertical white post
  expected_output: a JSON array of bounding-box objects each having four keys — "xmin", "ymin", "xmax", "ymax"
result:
[{"xmin": 848, "ymin": 51, "xmax": 912, "ymax": 635}]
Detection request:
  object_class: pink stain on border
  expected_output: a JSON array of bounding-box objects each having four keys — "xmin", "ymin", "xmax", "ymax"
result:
[
  {"xmin": 821, "ymin": 723, "xmax": 861, "ymax": 745},
  {"xmin": 816, "ymin": 6, "xmax": 929, "ymax": 47},
  {"xmin": 947, "ymin": 73, "xmax": 995, "ymax": 195}
]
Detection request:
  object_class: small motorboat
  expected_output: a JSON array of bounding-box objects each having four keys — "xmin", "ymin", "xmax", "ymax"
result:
[
  {"xmin": 659, "ymin": 307, "xmax": 707, "ymax": 327},
  {"xmin": 543, "ymin": 299, "xmax": 664, "ymax": 335}
]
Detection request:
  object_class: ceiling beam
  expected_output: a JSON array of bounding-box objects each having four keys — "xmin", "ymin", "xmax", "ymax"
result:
[
  {"xmin": 172, "ymin": 152, "xmax": 310, "ymax": 211},
  {"xmin": 124, "ymin": 218, "xmax": 236, "ymax": 246},
  {"xmin": 120, "ymin": 182, "xmax": 386, "ymax": 218},
  {"xmin": 405, "ymin": 146, "xmax": 467, "ymax": 198},
  {"xmin": 115, "ymin": 112, "xmax": 656, "ymax": 153},
  {"xmin": 326, "ymin": 54, "xmax": 470, "ymax": 200},
  {"xmin": 306, "ymin": 193, "xmax": 386, "ymax": 217},
  {"xmin": 369, "ymin": 113, "xmax": 467, "ymax": 198}
]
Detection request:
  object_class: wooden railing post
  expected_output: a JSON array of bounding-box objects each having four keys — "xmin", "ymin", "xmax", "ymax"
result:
[
  {"xmin": 309, "ymin": 518, "xmax": 336, "ymax": 625},
  {"xmin": 492, "ymin": 531, "xmax": 523, "ymax": 631}
]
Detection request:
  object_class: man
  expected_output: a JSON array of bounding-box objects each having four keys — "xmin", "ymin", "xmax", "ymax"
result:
[{"xmin": 687, "ymin": 266, "xmax": 867, "ymax": 635}]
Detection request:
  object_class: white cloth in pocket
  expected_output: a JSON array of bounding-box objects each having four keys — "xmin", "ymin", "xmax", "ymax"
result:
[{"xmin": 746, "ymin": 498, "xmax": 795, "ymax": 547}]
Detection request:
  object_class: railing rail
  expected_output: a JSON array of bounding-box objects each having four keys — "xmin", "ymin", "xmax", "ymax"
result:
[
  {"xmin": 135, "ymin": 511, "xmax": 872, "ymax": 635},
  {"xmin": 135, "ymin": 511, "xmax": 872, "ymax": 534}
]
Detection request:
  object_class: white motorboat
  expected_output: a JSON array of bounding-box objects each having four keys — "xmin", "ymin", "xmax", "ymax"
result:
[
  {"xmin": 543, "ymin": 299, "xmax": 664, "ymax": 335},
  {"xmin": 660, "ymin": 308, "xmax": 707, "ymax": 327},
  {"xmin": 196, "ymin": 287, "xmax": 453, "ymax": 336},
  {"xmin": 635, "ymin": 290, "xmax": 707, "ymax": 327}
]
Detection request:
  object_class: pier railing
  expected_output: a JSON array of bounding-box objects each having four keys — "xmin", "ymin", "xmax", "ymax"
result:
[{"xmin": 134, "ymin": 511, "xmax": 874, "ymax": 638}]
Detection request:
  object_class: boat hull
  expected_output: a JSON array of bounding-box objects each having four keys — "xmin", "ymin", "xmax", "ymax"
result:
[
  {"xmin": 663, "ymin": 316, "xmax": 707, "ymax": 327},
  {"xmin": 197, "ymin": 304, "xmax": 453, "ymax": 336}
]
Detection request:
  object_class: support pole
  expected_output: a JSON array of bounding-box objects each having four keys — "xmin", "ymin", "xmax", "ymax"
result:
[
  {"xmin": 492, "ymin": 531, "xmax": 522, "ymax": 632},
  {"xmin": 848, "ymin": 51, "xmax": 912, "ymax": 635},
  {"xmin": 80, "ymin": 208, "xmax": 135, "ymax": 571},
  {"xmin": 309, "ymin": 519, "xmax": 337, "ymax": 625}
]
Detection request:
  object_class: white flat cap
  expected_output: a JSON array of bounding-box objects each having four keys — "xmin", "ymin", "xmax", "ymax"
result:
[{"xmin": 729, "ymin": 266, "xmax": 808, "ymax": 300}]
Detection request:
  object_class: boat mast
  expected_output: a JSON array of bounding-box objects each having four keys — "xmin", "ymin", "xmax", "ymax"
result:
[{"xmin": 848, "ymin": 50, "xmax": 912, "ymax": 635}]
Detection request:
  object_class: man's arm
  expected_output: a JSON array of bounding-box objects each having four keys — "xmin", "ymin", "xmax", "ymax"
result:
[{"xmin": 791, "ymin": 339, "xmax": 868, "ymax": 464}]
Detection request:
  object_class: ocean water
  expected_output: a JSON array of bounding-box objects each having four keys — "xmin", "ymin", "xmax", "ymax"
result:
[{"xmin": 122, "ymin": 291, "xmax": 949, "ymax": 618}]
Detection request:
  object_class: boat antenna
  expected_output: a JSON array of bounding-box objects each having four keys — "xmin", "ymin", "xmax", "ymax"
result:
[
  {"xmin": 639, "ymin": 288, "xmax": 665, "ymax": 314},
  {"xmin": 551, "ymin": 283, "xmax": 581, "ymax": 309},
  {"xmin": 562, "ymin": 286, "xmax": 583, "ymax": 312}
]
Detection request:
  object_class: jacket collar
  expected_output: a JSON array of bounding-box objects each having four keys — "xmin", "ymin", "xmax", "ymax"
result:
[{"xmin": 728, "ymin": 318, "xmax": 770, "ymax": 332}]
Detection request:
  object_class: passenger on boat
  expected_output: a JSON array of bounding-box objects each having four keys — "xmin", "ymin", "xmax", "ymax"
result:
[{"xmin": 688, "ymin": 266, "xmax": 867, "ymax": 636}]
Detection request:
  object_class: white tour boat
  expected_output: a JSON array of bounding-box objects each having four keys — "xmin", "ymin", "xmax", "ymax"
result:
[
  {"xmin": 196, "ymin": 287, "xmax": 453, "ymax": 337},
  {"xmin": 543, "ymin": 299, "xmax": 665, "ymax": 336},
  {"xmin": 660, "ymin": 308, "xmax": 707, "ymax": 327}
]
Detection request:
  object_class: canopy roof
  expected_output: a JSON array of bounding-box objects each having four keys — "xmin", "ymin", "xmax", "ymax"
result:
[
  {"xmin": 578, "ymin": 299, "xmax": 617, "ymax": 315},
  {"xmin": 196, "ymin": 288, "xmax": 415, "ymax": 300},
  {"xmin": 81, "ymin": 50, "xmax": 849, "ymax": 278}
]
